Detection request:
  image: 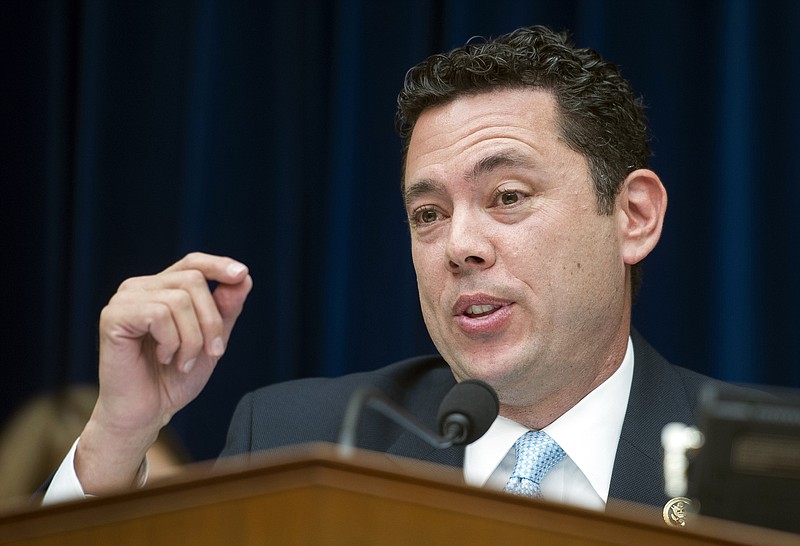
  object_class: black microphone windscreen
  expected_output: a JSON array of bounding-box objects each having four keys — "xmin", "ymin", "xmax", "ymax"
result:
[{"xmin": 437, "ymin": 379, "xmax": 499, "ymax": 445}]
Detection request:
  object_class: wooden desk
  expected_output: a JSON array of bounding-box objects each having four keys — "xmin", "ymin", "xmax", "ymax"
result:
[{"xmin": 1, "ymin": 444, "xmax": 796, "ymax": 545}]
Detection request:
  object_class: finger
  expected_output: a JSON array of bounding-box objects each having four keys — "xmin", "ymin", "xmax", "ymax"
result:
[
  {"xmin": 162, "ymin": 252, "xmax": 249, "ymax": 285},
  {"xmin": 114, "ymin": 253, "xmax": 250, "ymax": 359},
  {"xmin": 154, "ymin": 288, "xmax": 206, "ymax": 372},
  {"xmin": 100, "ymin": 300, "xmax": 182, "ymax": 366},
  {"xmin": 117, "ymin": 270, "xmax": 226, "ymax": 359},
  {"xmin": 148, "ymin": 303, "xmax": 183, "ymax": 366},
  {"xmin": 112, "ymin": 289, "xmax": 206, "ymax": 371},
  {"xmin": 213, "ymin": 274, "xmax": 254, "ymax": 337}
]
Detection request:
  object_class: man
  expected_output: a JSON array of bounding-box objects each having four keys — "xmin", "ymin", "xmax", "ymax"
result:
[{"xmin": 45, "ymin": 25, "xmax": 714, "ymax": 514}]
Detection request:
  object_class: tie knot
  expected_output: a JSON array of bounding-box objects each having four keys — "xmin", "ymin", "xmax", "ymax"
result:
[{"xmin": 505, "ymin": 430, "xmax": 566, "ymax": 497}]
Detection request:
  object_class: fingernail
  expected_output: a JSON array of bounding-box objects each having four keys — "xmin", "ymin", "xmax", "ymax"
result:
[
  {"xmin": 227, "ymin": 262, "xmax": 246, "ymax": 276},
  {"xmin": 211, "ymin": 336, "xmax": 225, "ymax": 357},
  {"xmin": 183, "ymin": 358, "xmax": 197, "ymax": 373}
]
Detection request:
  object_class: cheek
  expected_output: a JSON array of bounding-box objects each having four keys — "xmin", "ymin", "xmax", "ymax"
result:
[
  {"xmin": 510, "ymin": 221, "xmax": 611, "ymax": 294},
  {"xmin": 556, "ymin": 225, "xmax": 624, "ymax": 298},
  {"xmin": 503, "ymin": 226, "xmax": 553, "ymax": 277},
  {"xmin": 411, "ymin": 245, "xmax": 440, "ymax": 302},
  {"xmin": 412, "ymin": 236, "xmax": 446, "ymax": 274}
]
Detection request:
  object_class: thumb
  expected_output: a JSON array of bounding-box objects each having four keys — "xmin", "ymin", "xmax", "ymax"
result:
[{"xmin": 213, "ymin": 274, "xmax": 254, "ymax": 338}]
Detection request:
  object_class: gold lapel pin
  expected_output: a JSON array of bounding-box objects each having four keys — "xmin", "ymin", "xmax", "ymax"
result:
[{"xmin": 663, "ymin": 496, "xmax": 694, "ymax": 527}]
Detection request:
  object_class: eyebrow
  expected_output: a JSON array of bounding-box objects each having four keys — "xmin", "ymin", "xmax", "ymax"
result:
[
  {"xmin": 403, "ymin": 150, "xmax": 537, "ymax": 208},
  {"xmin": 468, "ymin": 151, "xmax": 537, "ymax": 183},
  {"xmin": 403, "ymin": 179, "xmax": 445, "ymax": 209}
]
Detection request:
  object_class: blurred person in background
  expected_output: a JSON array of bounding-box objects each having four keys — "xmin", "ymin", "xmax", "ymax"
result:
[{"xmin": 0, "ymin": 385, "xmax": 190, "ymax": 509}]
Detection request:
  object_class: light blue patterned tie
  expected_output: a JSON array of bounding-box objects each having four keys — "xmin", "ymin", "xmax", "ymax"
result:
[{"xmin": 504, "ymin": 430, "xmax": 566, "ymax": 497}]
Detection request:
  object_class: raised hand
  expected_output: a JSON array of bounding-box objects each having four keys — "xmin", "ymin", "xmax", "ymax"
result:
[{"xmin": 75, "ymin": 253, "xmax": 253, "ymax": 494}]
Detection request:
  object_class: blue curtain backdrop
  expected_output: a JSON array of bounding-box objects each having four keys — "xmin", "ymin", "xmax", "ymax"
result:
[{"xmin": 3, "ymin": 0, "xmax": 800, "ymax": 460}]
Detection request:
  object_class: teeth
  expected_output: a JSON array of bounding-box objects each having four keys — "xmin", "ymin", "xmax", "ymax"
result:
[{"xmin": 466, "ymin": 304, "xmax": 498, "ymax": 316}]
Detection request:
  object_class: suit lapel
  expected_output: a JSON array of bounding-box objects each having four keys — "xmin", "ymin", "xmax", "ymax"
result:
[{"xmin": 609, "ymin": 330, "xmax": 697, "ymax": 507}]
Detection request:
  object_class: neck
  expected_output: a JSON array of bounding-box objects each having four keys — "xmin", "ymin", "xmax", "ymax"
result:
[{"xmin": 498, "ymin": 327, "xmax": 630, "ymax": 430}]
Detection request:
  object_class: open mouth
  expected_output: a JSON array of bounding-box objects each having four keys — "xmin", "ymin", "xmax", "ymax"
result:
[
  {"xmin": 453, "ymin": 298, "xmax": 513, "ymax": 335},
  {"xmin": 464, "ymin": 304, "xmax": 502, "ymax": 318}
]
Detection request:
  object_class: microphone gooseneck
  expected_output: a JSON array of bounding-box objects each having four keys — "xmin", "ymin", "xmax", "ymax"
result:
[{"xmin": 337, "ymin": 379, "xmax": 499, "ymax": 454}]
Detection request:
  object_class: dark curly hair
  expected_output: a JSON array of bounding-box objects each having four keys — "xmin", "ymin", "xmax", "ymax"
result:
[{"xmin": 396, "ymin": 25, "xmax": 651, "ymax": 294}]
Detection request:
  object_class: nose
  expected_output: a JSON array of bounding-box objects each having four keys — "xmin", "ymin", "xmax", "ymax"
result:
[{"xmin": 445, "ymin": 212, "xmax": 496, "ymax": 273}]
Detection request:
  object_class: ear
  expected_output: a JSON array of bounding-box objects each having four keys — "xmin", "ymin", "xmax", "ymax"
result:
[{"xmin": 616, "ymin": 169, "xmax": 667, "ymax": 265}]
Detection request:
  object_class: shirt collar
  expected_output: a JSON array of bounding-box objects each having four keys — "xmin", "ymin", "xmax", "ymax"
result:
[{"xmin": 464, "ymin": 336, "xmax": 635, "ymax": 501}]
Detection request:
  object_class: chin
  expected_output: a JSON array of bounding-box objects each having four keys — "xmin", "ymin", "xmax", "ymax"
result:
[{"xmin": 449, "ymin": 350, "xmax": 528, "ymax": 389}]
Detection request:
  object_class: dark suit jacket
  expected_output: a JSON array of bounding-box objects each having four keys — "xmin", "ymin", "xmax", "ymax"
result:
[{"xmin": 220, "ymin": 330, "xmax": 722, "ymax": 511}]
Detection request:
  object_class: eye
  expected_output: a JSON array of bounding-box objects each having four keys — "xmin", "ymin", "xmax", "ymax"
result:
[
  {"xmin": 493, "ymin": 187, "xmax": 526, "ymax": 207},
  {"xmin": 411, "ymin": 206, "xmax": 443, "ymax": 225},
  {"xmin": 500, "ymin": 191, "xmax": 520, "ymax": 205},
  {"xmin": 421, "ymin": 209, "xmax": 438, "ymax": 222}
]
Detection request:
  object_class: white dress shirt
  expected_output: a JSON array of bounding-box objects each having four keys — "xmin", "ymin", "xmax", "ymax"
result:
[
  {"xmin": 464, "ymin": 336, "xmax": 634, "ymax": 510},
  {"xmin": 45, "ymin": 337, "xmax": 634, "ymax": 507},
  {"xmin": 42, "ymin": 438, "xmax": 149, "ymax": 504}
]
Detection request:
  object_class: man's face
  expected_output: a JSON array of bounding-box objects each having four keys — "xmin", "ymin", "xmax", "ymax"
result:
[{"xmin": 403, "ymin": 88, "xmax": 630, "ymax": 413}]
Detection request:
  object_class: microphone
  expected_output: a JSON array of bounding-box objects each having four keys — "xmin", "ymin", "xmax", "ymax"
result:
[
  {"xmin": 437, "ymin": 379, "xmax": 500, "ymax": 445},
  {"xmin": 337, "ymin": 379, "xmax": 499, "ymax": 454}
]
